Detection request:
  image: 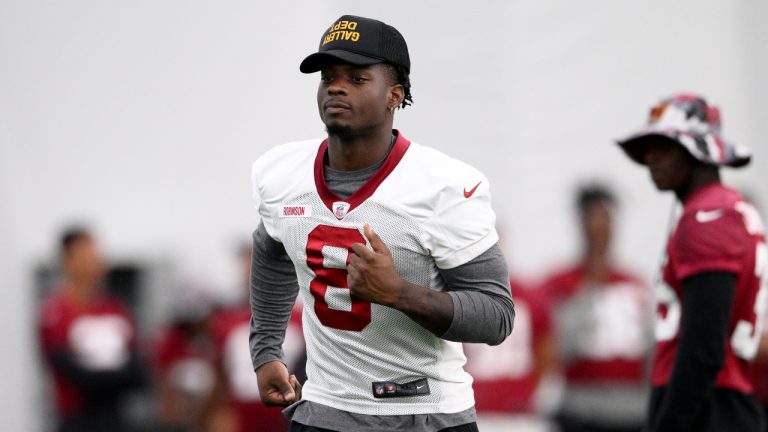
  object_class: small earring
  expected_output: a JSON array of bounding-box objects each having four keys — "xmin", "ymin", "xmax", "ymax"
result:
[{"xmin": 388, "ymin": 106, "xmax": 395, "ymax": 114}]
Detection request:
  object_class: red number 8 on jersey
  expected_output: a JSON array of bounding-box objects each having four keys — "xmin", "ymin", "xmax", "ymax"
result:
[{"xmin": 306, "ymin": 225, "xmax": 372, "ymax": 332}]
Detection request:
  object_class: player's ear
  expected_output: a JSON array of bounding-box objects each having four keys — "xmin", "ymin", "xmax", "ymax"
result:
[{"xmin": 388, "ymin": 84, "xmax": 404, "ymax": 111}]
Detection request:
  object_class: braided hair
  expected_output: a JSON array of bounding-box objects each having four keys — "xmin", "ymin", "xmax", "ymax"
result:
[{"xmin": 385, "ymin": 64, "xmax": 413, "ymax": 109}]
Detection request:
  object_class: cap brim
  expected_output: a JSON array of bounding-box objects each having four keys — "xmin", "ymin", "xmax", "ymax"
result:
[
  {"xmin": 728, "ymin": 153, "xmax": 751, "ymax": 168},
  {"xmin": 617, "ymin": 129, "xmax": 751, "ymax": 168},
  {"xmin": 616, "ymin": 130, "xmax": 679, "ymax": 165},
  {"xmin": 300, "ymin": 50, "xmax": 383, "ymax": 73}
]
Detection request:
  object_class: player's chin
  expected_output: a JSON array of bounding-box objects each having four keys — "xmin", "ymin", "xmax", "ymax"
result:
[
  {"xmin": 651, "ymin": 180, "xmax": 674, "ymax": 192},
  {"xmin": 649, "ymin": 172, "xmax": 672, "ymax": 191},
  {"xmin": 325, "ymin": 121, "xmax": 354, "ymax": 137}
]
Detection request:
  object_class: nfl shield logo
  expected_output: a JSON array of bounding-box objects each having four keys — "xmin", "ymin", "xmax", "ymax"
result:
[{"xmin": 333, "ymin": 201, "xmax": 350, "ymax": 219}]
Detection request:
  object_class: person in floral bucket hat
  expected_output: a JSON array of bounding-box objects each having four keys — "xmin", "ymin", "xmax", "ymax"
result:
[
  {"xmin": 619, "ymin": 93, "xmax": 751, "ymax": 168},
  {"xmin": 617, "ymin": 93, "xmax": 767, "ymax": 432}
]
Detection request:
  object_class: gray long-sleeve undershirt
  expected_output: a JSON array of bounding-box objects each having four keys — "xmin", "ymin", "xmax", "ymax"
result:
[
  {"xmin": 440, "ymin": 244, "xmax": 514, "ymax": 345},
  {"xmin": 248, "ymin": 223, "xmax": 300, "ymax": 370}
]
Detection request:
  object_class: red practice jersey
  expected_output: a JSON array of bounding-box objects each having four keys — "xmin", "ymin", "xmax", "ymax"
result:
[
  {"xmin": 39, "ymin": 289, "xmax": 137, "ymax": 417},
  {"xmin": 463, "ymin": 281, "xmax": 551, "ymax": 413},
  {"xmin": 541, "ymin": 265, "xmax": 652, "ymax": 384},
  {"xmin": 653, "ymin": 183, "xmax": 768, "ymax": 393},
  {"xmin": 210, "ymin": 303, "xmax": 304, "ymax": 432},
  {"xmin": 152, "ymin": 325, "xmax": 216, "ymax": 404}
]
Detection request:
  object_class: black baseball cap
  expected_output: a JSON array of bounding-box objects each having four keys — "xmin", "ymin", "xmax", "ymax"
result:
[{"xmin": 300, "ymin": 15, "xmax": 410, "ymax": 74}]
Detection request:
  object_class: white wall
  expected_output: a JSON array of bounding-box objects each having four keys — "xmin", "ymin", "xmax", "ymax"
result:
[
  {"xmin": 500, "ymin": 1, "xmax": 767, "ymax": 276},
  {"xmin": 1, "ymin": 1, "xmax": 766, "ymax": 430}
]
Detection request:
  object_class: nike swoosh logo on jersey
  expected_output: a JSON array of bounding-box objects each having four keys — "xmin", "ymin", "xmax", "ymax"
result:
[
  {"xmin": 464, "ymin": 181, "xmax": 482, "ymax": 198},
  {"xmin": 416, "ymin": 384, "xmax": 425, "ymax": 389},
  {"xmin": 696, "ymin": 209, "xmax": 724, "ymax": 223}
]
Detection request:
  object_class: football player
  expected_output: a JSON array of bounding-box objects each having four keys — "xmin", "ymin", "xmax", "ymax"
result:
[
  {"xmin": 38, "ymin": 227, "xmax": 145, "ymax": 432},
  {"xmin": 249, "ymin": 15, "xmax": 514, "ymax": 432},
  {"xmin": 208, "ymin": 245, "xmax": 304, "ymax": 432},
  {"xmin": 463, "ymin": 277, "xmax": 555, "ymax": 432},
  {"xmin": 151, "ymin": 285, "xmax": 217, "ymax": 432},
  {"xmin": 618, "ymin": 93, "xmax": 767, "ymax": 431},
  {"xmin": 540, "ymin": 184, "xmax": 653, "ymax": 432}
]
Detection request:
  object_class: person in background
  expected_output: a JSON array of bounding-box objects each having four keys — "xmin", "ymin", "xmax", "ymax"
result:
[
  {"xmin": 463, "ymin": 276, "xmax": 555, "ymax": 432},
  {"xmin": 151, "ymin": 284, "xmax": 217, "ymax": 432},
  {"xmin": 619, "ymin": 93, "xmax": 767, "ymax": 431},
  {"xmin": 748, "ymin": 194, "xmax": 768, "ymax": 422},
  {"xmin": 207, "ymin": 243, "xmax": 305, "ymax": 432},
  {"xmin": 752, "ymin": 300, "xmax": 768, "ymax": 423},
  {"xmin": 38, "ymin": 227, "xmax": 146, "ymax": 432},
  {"xmin": 539, "ymin": 185, "xmax": 653, "ymax": 432}
]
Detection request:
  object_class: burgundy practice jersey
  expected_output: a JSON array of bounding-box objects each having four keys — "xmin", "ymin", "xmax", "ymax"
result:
[
  {"xmin": 210, "ymin": 303, "xmax": 304, "ymax": 432},
  {"xmin": 653, "ymin": 183, "xmax": 768, "ymax": 393},
  {"xmin": 39, "ymin": 289, "xmax": 137, "ymax": 417},
  {"xmin": 463, "ymin": 281, "xmax": 552, "ymax": 413},
  {"xmin": 541, "ymin": 266, "xmax": 652, "ymax": 384},
  {"xmin": 152, "ymin": 325, "xmax": 216, "ymax": 408}
]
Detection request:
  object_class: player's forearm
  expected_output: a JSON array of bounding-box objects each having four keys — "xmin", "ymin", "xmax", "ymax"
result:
[
  {"xmin": 388, "ymin": 284, "xmax": 514, "ymax": 345},
  {"xmin": 442, "ymin": 291, "xmax": 514, "ymax": 345},
  {"xmin": 391, "ymin": 245, "xmax": 514, "ymax": 344},
  {"xmin": 652, "ymin": 272, "xmax": 736, "ymax": 432},
  {"xmin": 249, "ymin": 223, "xmax": 300, "ymax": 370},
  {"xmin": 389, "ymin": 281, "xmax": 455, "ymax": 336}
]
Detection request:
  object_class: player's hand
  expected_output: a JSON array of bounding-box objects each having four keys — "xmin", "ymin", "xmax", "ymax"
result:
[
  {"xmin": 255, "ymin": 361, "xmax": 301, "ymax": 406},
  {"xmin": 348, "ymin": 224, "xmax": 405, "ymax": 308}
]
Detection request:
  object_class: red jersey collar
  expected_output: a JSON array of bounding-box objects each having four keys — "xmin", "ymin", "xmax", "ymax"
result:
[
  {"xmin": 683, "ymin": 182, "xmax": 726, "ymax": 209},
  {"xmin": 313, "ymin": 130, "xmax": 410, "ymax": 215}
]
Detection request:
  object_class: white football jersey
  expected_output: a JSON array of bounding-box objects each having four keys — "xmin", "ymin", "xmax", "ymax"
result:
[{"xmin": 251, "ymin": 132, "xmax": 498, "ymax": 415}]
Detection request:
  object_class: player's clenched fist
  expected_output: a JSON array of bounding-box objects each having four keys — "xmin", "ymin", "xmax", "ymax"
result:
[
  {"xmin": 347, "ymin": 224, "xmax": 405, "ymax": 308},
  {"xmin": 255, "ymin": 360, "xmax": 302, "ymax": 406}
]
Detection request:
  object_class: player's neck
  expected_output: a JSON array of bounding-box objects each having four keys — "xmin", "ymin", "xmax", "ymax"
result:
[
  {"xmin": 326, "ymin": 125, "xmax": 394, "ymax": 172},
  {"xmin": 64, "ymin": 276, "xmax": 100, "ymax": 306},
  {"xmin": 675, "ymin": 167, "xmax": 721, "ymax": 203},
  {"xmin": 583, "ymin": 250, "xmax": 610, "ymax": 281}
]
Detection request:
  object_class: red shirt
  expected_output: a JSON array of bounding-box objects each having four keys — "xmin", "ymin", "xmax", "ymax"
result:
[
  {"xmin": 464, "ymin": 281, "xmax": 552, "ymax": 413},
  {"xmin": 38, "ymin": 289, "xmax": 136, "ymax": 417},
  {"xmin": 152, "ymin": 325, "xmax": 216, "ymax": 401},
  {"xmin": 541, "ymin": 264, "xmax": 652, "ymax": 384},
  {"xmin": 210, "ymin": 304, "xmax": 304, "ymax": 432},
  {"xmin": 652, "ymin": 183, "xmax": 767, "ymax": 393},
  {"xmin": 751, "ymin": 360, "xmax": 768, "ymax": 405}
]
